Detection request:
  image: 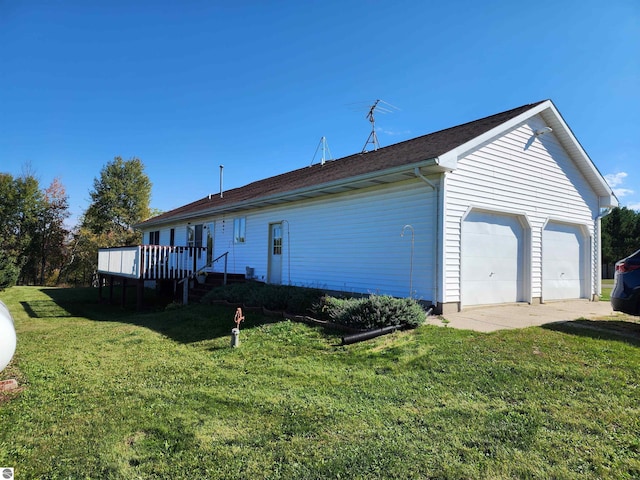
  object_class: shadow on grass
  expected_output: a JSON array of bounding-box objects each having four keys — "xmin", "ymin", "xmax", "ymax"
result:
[
  {"xmin": 20, "ymin": 299, "xmax": 75, "ymax": 318},
  {"xmin": 35, "ymin": 286, "xmax": 284, "ymax": 345},
  {"xmin": 542, "ymin": 319, "xmax": 640, "ymax": 346}
]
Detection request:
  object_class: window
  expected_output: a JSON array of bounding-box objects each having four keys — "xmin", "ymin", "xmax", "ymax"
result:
[
  {"xmin": 272, "ymin": 225, "xmax": 282, "ymax": 255},
  {"xmin": 187, "ymin": 224, "xmax": 203, "ymax": 247},
  {"xmin": 169, "ymin": 228, "xmax": 175, "ymax": 246},
  {"xmin": 149, "ymin": 230, "xmax": 160, "ymax": 245},
  {"xmin": 234, "ymin": 217, "xmax": 246, "ymax": 244}
]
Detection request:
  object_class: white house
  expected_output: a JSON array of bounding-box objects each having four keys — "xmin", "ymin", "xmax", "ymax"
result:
[{"xmin": 100, "ymin": 100, "xmax": 617, "ymax": 313}]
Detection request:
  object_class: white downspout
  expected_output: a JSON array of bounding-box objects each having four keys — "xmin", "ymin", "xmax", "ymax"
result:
[
  {"xmin": 414, "ymin": 167, "xmax": 441, "ymax": 310},
  {"xmin": 595, "ymin": 206, "xmax": 613, "ymax": 300}
]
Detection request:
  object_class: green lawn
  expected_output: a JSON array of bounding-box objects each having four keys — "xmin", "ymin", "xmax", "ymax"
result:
[
  {"xmin": 601, "ymin": 279, "xmax": 614, "ymax": 301},
  {"xmin": 1, "ymin": 286, "xmax": 639, "ymax": 479}
]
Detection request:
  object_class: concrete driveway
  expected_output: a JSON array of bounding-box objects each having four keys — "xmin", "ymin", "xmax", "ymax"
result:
[{"xmin": 432, "ymin": 300, "xmax": 618, "ymax": 332}]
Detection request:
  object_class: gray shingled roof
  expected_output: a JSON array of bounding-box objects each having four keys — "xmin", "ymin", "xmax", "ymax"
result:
[{"xmin": 138, "ymin": 100, "xmax": 546, "ymax": 227}]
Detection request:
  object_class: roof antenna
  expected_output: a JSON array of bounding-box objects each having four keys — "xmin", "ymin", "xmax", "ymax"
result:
[
  {"xmin": 361, "ymin": 99, "xmax": 399, "ymax": 153},
  {"xmin": 310, "ymin": 136, "xmax": 333, "ymax": 166}
]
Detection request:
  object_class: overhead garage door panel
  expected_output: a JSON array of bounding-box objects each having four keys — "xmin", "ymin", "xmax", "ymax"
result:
[
  {"xmin": 543, "ymin": 223, "xmax": 585, "ymax": 300},
  {"xmin": 462, "ymin": 212, "xmax": 524, "ymax": 306}
]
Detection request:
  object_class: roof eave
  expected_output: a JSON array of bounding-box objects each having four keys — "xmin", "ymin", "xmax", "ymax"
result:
[
  {"xmin": 539, "ymin": 103, "xmax": 617, "ymax": 202},
  {"xmin": 437, "ymin": 100, "xmax": 617, "ymax": 203},
  {"xmin": 136, "ymin": 157, "xmax": 443, "ymax": 229}
]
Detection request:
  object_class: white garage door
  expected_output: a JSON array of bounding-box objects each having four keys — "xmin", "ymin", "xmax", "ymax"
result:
[
  {"xmin": 542, "ymin": 222, "xmax": 586, "ymax": 300},
  {"xmin": 462, "ymin": 211, "xmax": 525, "ymax": 306}
]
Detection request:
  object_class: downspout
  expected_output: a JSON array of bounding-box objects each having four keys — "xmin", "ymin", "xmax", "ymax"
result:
[
  {"xmin": 414, "ymin": 167, "xmax": 440, "ymax": 310},
  {"xmin": 595, "ymin": 206, "xmax": 613, "ymax": 300}
]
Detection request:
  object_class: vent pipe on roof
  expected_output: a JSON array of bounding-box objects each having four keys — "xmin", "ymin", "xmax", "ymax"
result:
[{"xmin": 219, "ymin": 165, "xmax": 224, "ymax": 198}]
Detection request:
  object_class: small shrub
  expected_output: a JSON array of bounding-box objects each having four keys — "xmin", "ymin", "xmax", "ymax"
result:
[
  {"xmin": 203, "ymin": 283, "xmax": 425, "ymax": 329},
  {"xmin": 314, "ymin": 295, "xmax": 426, "ymax": 330},
  {"xmin": 202, "ymin": 283, "xmax": 322, "ymax": 315}
]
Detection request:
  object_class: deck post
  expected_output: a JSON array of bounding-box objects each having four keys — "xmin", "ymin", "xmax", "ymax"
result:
[
  {"xmin": 137, "ymin": 279, "xmax": 144, "ymax": 311},
  {"xmin": 121, "ymin": 278, "xmax": 127, "ymax": 307},
  {"xmin": 109, "ymin": 275, "xmax": 114, "ymax": 305}
]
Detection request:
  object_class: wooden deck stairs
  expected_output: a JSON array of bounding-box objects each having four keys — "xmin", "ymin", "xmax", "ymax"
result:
[{"xmin": 188, "ymin": 272, "xmax": 247, "ymax": 303}]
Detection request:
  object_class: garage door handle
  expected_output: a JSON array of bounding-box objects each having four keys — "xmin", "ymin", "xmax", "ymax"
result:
[{"xmin": 489, "ymin": 272, "xmax": 495, "ymax": 277}]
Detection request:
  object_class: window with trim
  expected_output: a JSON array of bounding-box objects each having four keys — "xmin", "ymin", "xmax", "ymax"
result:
[
  {"xmin": 170, "ymin": 228, "xmax": 175, "ymax": 246},
  {"xmin": 187, "ymin": 224, "xmax": 204, "ymax": 247},
  {"xmin": 234, "ymin": 217, "xmax": 246, "ymax": 244},
  {"xmin": 149, "ymin": 230, "xmax": 160, "ymax": 245}
]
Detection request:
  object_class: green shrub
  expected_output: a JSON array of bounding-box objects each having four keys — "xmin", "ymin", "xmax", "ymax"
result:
[
  {"xmin": 203, "ymin": 283, "xmax": 426, "ymax": 329},
  {"xmin": 202, "ymin": 283, "xmax": 321, "ymax": 314},
  {"xmin": 314, "ymin": 294, "xmax": 426, "ymax": 330}
]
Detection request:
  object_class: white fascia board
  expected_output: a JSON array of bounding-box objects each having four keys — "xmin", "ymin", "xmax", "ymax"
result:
[
  {"xmin": 539, "ymin": 102, "xmax": 618, "ymax": 202},
  {"xmin": 439, "ymin": 100, "xmax": 617, "ymax": 202},
  {"xmin": 139, "ymin": 158, "xmax": 441, "ymax": 229},
  {"xmin": 438, "ymin": 100, "xmax": 554, "ymax": 169}
]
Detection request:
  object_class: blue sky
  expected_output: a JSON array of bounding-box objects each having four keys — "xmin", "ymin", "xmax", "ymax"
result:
[{"xmin": 1, "ymin": 1, "xmax": 639, "ymax": 228}]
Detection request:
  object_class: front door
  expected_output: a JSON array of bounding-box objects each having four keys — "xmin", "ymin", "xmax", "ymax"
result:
[{"xmin": 268, "ymin": 222, "xmax": 282, "ymax": 284}]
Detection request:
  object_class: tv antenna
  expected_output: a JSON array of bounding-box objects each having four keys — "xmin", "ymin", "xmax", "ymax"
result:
[
  {"xmin": 310, "ymin": 136, "xmax": 333, "ymax": 166},
  {"xmin": 361, "ymin": 99, "xmax": 399, "ymax": 153}
]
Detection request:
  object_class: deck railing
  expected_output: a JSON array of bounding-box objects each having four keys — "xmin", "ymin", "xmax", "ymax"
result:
[{"xmin": 98, "ymin": 245, "xmax": 208, "ymax": 280}]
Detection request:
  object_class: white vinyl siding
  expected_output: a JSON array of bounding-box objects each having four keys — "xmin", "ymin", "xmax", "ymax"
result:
[
  {"xmin": 444, "ymin": 115, "xmax": 598, "ymax": 305},
  {"xmin": 142, "ymin": 179, "xmax": 437, "ymax": 299},
  {"xmin": 219, "ymin": 179, "xmax": 437, "ymax": 300}
]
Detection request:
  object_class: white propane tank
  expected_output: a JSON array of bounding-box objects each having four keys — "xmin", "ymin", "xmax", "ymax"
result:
[{"xmin": 0, "ymin": 300, "xmax": 17, "ymax": 372}]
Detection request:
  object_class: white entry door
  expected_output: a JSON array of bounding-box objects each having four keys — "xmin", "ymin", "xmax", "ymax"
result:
[
  {"xmin": 268, "ymin": 223, "xmax": 282, "ymax": 284},
  {"xmin": 462, "ymin": 211, "xmax": 525, "ymax": 306},
  {"xmin": 542, "ymin": 222, "xmax": 586, "ymax": 300}
]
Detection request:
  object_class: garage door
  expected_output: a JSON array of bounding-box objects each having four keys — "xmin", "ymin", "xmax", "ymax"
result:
[
  {"xmin": 462, "ymin": 211, "xmax": 525, "ymax": 306},
  {"xmin": 542, "ymin": 222, "xmax": 586, "ymax": 300}
]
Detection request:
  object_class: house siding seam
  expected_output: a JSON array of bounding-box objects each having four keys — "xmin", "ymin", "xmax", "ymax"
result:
[{"xmin": 443, "ymin": 116, "xmax": 599, "ymax": 305}]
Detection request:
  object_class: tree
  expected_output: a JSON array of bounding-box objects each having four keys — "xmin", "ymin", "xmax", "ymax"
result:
[
  {"xmin": 60, "ymin": 225, "xmax": 108, "ymax": 287},
  {"xmin": 0, "ymin": 170, "xmax": 72, "ymax": 287},
  {"xmin": 82, "ymin": 157, "xmax": 152, "ymax": 246},
  {"xmin": 37, "ymin": 178, "xmax": 70, "ymax": 285},
  {"xmin": 0, "ymin": 172, "xmax": 45, "ymax": 285},
  {"xmin": 602, "ymin": 206, "xmax": 640, "ymax": 264},
  {"xmin": 0, "ymin": 250, "xmax": 19, "ymax": 291}
]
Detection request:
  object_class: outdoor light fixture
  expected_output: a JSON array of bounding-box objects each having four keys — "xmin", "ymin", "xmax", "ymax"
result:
[{"xmin": 535, "ymin": 127, "xmax": 553, "ymax": 136}]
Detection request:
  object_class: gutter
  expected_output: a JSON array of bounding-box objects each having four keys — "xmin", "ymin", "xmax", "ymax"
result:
[
  {"xmin": 137, "ymin": 158, "xmax": 442, "ymax": 229},
  {"xmin": 595, "ymin": 205, "xmax": 614, "ymax": 299}
]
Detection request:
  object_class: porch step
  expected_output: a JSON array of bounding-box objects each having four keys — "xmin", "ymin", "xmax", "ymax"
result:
[
  {"xmin": 188, "ymin": 273, "xmax": 246, "ymax": 303},
  {"xmin": 203, "ymin": 273, "xmax": 246, "ymax": 286}
]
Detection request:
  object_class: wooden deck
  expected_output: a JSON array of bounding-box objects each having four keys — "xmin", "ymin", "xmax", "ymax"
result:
[
  {"xmin": 98, "ymin": 245, "xmax": 209, "ymax": 280},
  {"xmin": 97, "ymin": 245, "xmax": 222, "ymax": 309}
]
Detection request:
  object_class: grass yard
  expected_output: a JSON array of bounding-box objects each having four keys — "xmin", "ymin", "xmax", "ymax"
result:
[
  {"xmin": 1, "ymin": 286, "xmax": 639, "ymax": 479},
  {"xmin": 601, "ymin": 279, "xmax": 614, "ymax": 302}
]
